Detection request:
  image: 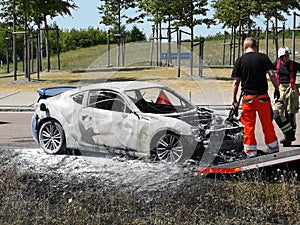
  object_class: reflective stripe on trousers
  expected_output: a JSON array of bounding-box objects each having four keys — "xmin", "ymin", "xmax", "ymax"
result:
[
  {"xmin": 241, "ymin": 94, "xmax": 279, "ymax": 151},
  {"xmin": 244, "ymin": 144, "xmax": 257, "ymax": 155}
]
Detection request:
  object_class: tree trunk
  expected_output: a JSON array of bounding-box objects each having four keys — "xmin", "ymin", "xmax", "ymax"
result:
[
  {"xmin": 44, "ymin": 14, "xmax": 51, "ymax": 72},
  {"xmin": 24, "ymin": 0, "xmax": 30, "ymax": 80},
  {"xmin": 190, "ymin": 25, "xmax": 193, "ymax": 77},
  {"xmin": 37, "ymin": 22, "xmax": 42, "ymax": 74},
  {"xmin": 167, "ymin": 19, "xmax": 172, "ymax": 67},
  {"xmin": 13, "ymin": 0, "xmax": 17, "ymax": 80}
]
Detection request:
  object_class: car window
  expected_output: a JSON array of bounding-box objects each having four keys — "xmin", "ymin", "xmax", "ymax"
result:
[
  {"xmin": 72, "ymin": 92, "xmax": 85, "ymax": 105},
  {"xmin": 126, "ymin": 88, "xmax": 194, "ymax": 113},
  {"xmin": 88, "ymin": 90, "xmax": 131, "ymax": 113}
]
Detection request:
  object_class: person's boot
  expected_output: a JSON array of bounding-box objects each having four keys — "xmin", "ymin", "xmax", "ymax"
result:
[
  {"xmin": 280, "ymin": 135, "xmax": 296, "ymax": 147},
  {"xmin": 282, "ymin": 139, "xmax": 292, "ymax": 147},
  {"xmin": 280, "ymin": 136, "xmax": 296, "ymax": 143}
]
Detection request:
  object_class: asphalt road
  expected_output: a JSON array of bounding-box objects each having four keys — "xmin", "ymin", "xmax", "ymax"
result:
[
  {"xmin": 1, "ymin": 110, "xmax": 300, "ymax": 151},
  {"xmin": 0, "ymin": 112, "xmax": 38, "ymax": 148}
]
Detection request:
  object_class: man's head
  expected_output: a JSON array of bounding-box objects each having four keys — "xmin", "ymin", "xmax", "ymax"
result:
[
  {"xmin": 278, "ymin": 46, "xmax": 291, "ymax": 63},
  {"xmin": 243, "ymin": 37, "xmax": 257, "ymax": 52}
]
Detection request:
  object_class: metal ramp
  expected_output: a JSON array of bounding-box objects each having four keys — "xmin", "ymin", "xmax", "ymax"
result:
[{"xmin": 197, "ymin": 148, "xmax": 300, "ymax": 174}]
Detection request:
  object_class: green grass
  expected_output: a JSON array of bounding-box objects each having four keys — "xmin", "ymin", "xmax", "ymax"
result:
[
  {"xmin": 2, "ymin": 38, "xmax": 298, "ymax": 93},
  {"xmin": 0, "ymin": 166, "xmax": 299, "ymax": 224},
  {"xmin": 3, "ymin": 37, "xmax": 300, "ymax": 73},
  {"xmin": 1, "ymin": 37, "xmax": 299, "ymax": 77}
]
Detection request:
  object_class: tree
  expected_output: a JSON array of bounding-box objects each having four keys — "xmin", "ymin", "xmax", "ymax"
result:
[
  {"xmin": 98, "ymin": 0, "xmax": 137, "ymax": 34},
  {"xmin": 0, "ymin": 22, "xmax": 10, "ymax": 65},
  {"xmin": 126, "ymin": 25, "xmax": 146, "ymax": 42},
  {"xmin": 255, "ymin": 0, "xmax": 300, "ymax": 21},
  {"xmin": 212, "ymin": 0, "xmax": 300, "ymax": 57},
  {"xmin": 98, "ymin": 0, "xmax": 141, "ymax": 66},
  {"xmin": 172, "ymin": 1, "xmax": 212, "ymax": 29},
  {"xmin": 0, "ymin": 0, "xmax": 78, "ymax": 76},
  {"xmin": 136, "ymin": 0, "xmax": 211, "ymax": 70},
  {"xmin": 0, "ymin": 0, "xmax": 37, "ymax": 79},
  {"xmin": 30, "ymin": 0, "xmax": 78, "ymax": 71},
  {"xmin": 136, "ymin": 0, "xmax": 212, "ymax": 35},
  {"xmin": 212, "ymin": 0, "xmax": 300, "ymax": 29}
]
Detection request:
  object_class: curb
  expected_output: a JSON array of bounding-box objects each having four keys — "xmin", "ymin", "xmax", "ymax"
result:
[{"xmin": 0, "ymin": 106, "xmax": 34, "ymax": 112}]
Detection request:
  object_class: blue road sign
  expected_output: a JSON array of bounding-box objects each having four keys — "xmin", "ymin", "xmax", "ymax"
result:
[{"xmin": 162, "ymin": 52, "xmax": 191, "ymax": 60}]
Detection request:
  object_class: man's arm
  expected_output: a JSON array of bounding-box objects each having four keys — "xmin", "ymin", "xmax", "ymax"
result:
[
  {"xmin": 268, "ymin": 69, "xmax": 280, "ymax": 100},
  {"xmin": 267, "ymin": 69, "xmax": 279, "ymax": 91},
  {"xmin": 232, "ymin": 77, "xmax": 241, "ymax": 107}
]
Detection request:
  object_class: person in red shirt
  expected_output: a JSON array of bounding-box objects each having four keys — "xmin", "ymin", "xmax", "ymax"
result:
[
  {"xmin": 231, "ymin": 37, "xmax": 280, "ymax": 157},
  {"xmin": 272, "ymin": 46, "xmax": 300, "ymax": 147}
]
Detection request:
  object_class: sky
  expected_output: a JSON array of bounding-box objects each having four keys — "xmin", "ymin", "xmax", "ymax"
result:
[
  {"xmin": 50, "ymin": 0, "xmax": 227, "ymax": 39},
  {"xmin": 51, "ymin": 0, "xmax": 299, "ymax": 39}
]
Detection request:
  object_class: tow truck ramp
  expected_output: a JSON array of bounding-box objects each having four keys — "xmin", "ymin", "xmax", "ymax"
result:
[{"xmin": 197, "ymin": 148, "xmax": 300, "ymax": 174}]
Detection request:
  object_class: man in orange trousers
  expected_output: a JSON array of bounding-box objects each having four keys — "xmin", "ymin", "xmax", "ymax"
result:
[{"xmin": 231, "ymin": 37, "xmax": 280, "ymax": 157}]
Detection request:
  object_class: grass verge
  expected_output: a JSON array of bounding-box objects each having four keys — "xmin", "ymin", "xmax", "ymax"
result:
[
  {"xmin": 0, "ymin": 166, "xmax": 299, "ymax": 224},
  {"xmin": 0, "ymin": 67, "xmax": 234, "ymax": 92}
]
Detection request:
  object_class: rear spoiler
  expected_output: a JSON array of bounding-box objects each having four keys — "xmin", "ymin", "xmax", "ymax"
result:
[{"xmin": 37, "ymin": 86, "xmax": 79, "ymax": 100}]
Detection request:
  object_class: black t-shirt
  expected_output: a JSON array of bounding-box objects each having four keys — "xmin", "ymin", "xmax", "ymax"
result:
[
  {"xmin": 232, "ymin": 52, "xmax": 275, "ymax": 95},
  {"xmin": 274, "ymin": 60, "xmax": 300, "ymax": 84}
]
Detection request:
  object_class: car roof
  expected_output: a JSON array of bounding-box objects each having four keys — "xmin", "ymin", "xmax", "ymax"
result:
[{"xmin": 79, "ymin": 81, "xmax": 166, "ymax": 92}]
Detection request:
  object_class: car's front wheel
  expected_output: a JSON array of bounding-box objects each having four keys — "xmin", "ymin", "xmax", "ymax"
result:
[
  {"xmin": 151, "ymin": 131, "xmax": 193, "ymax": 164},
  {"xmin": 39, "ymin": 120, "xmax": 66, "ymax": 154}
]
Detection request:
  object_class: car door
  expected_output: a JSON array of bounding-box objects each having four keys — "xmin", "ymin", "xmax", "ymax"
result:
[{"xmin": 78, "ymin": 90, "xmax": 139, "ymax": 150}]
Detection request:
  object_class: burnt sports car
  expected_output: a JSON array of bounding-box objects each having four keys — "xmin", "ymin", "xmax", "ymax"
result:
[{"xmin": 32, "ymin": 81, "xmax": 243, "ymax": 164}]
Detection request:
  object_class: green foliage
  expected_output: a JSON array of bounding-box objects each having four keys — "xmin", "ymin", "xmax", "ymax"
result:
[
  {"xmin": 0, "ymin": 0, "xmax": 78, "ymax": 27},
  {"xmin": 211, "ymin": 0, "xmax": 300, "ymax": 29},
  {"xmin": 172, "ymin": 0, "xmax": 212, "ymax": 28},
  {"xmin": 98, "ymin": 0, "xmax": 140, "ymax": 32},
  {"xmin": 0, "ymin": 25, "xmax": 147, "ymax": 64},
  {"xmin": 137, "ymin": 0, "xmax": 212, "ymax": 28},
  {"xmin": 57, "ymin": 28, "xmax": 108, "ymax": 52},
  {"xmin": 0, "ymin": 23, "xmax": 9, "ymax": 61},
  {"xmin": 211, "ymin": 0, "xmax": 245, "ymax": 27},
  {"xmin": 55, "ymin": 26, "xmax": 146, "ymax": 53},
  {"xmin": 202, "ymin": 32, "xmax": 228, "ymax": 41},
  {"xmin": 126, "ymin": 25, "xmax": 146, "ymax": 42}
]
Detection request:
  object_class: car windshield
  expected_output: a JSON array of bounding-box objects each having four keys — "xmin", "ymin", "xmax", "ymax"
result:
[{"xmin": 125, "ymin": 87, "xmax": 195, "ymax": 114}]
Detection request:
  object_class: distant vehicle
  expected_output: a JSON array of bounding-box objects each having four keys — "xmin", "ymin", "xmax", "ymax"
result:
[{"xmin": 31, "ymin": 81, "xmax": 243, "ymax": 164}]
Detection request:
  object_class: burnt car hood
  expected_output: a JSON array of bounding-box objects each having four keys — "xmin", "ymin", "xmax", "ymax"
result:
[{"xmin": 165, "ymin": 107, "xmax": 214, "ymax": 127}]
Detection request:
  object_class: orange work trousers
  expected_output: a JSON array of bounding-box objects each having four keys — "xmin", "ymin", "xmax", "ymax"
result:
[{"xmin": 241, "ymin": 94, "xmax": 279, "ymax": 154}]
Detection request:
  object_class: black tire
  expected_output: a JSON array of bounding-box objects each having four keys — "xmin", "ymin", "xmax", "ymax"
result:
[
  {"xmin": 151, "ymin": 131, "xmax": 193, "ymax": 164},
  {"xmin": 39, "ymin": 120, "xmax": 66, "ymax": 154}
]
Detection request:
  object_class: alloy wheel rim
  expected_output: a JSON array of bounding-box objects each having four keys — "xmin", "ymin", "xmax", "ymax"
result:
[
  {"xmin": 156, "ymin": 134, "xmax": 183, "ymax": 163},
  {"xmin": 41, "ymin": 123, "xmax": 62, "ymax": 152}
]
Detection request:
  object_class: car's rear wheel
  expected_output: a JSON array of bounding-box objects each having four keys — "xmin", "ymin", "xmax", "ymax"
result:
[
  {"xmin": 39, "ymin": 120, "xmax": 66, "ymax": 154},
  {"xmin": 151, "ymin": 131, "xmax": 192, "ymax": 164}
]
